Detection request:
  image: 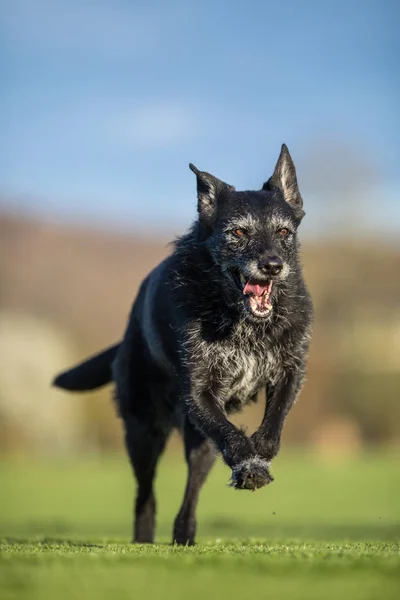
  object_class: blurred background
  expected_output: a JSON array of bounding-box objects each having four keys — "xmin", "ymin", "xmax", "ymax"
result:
[{"xmin": 0, "ymin": 0, "xmax": 399, "ymax": 542}]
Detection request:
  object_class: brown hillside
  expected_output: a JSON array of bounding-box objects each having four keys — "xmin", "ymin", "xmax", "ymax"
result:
[{"xmin": 1, "ymin": 211, "xmax": 400, "ymax": 450}]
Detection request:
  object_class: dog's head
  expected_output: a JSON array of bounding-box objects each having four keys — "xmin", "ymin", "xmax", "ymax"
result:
[{"xmin": 190, "ymin": 144, "xmax": 305, "ymax": 320}]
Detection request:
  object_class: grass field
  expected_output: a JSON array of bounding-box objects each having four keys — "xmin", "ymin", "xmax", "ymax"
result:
[{"xmin": 1, "ymin": 450, "xmax": 399, "ymax": 599}]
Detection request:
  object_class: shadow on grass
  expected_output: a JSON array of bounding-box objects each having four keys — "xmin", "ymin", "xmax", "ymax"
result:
[
  {"xmin": 1, "ymin": 520, "xmax": 398, "ymax": 544},
  {"xmin": 199, "ymin": 517, "xmax": 400, "ymax": 541}
]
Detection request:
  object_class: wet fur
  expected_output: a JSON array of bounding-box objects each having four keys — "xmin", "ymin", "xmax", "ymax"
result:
[{"xmin": 53, "ymin": 145, "xmax": 313, "ymax": 545}]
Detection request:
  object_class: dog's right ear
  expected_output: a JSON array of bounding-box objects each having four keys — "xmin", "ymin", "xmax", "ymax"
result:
[{"xmin": 189, "ymin": 163, "xmax": 235, "ymax": 225}]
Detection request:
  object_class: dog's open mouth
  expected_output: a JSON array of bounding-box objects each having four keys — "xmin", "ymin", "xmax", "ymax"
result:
[{"xmin": 239, "ymin": 273, "xmax": 273, "ymax": 317}]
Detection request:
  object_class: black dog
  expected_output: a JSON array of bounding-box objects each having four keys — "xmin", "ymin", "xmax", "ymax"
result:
[{"xmin": 53, "ymin": 144, "xmax": 313, "ymax": 545}]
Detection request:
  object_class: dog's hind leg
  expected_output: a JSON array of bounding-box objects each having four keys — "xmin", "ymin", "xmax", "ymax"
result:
[
  {"xmin": 173, "ymin": 419, "xmax": 216, "ymax": 546},
  {"xmin": 124, "ymin": 416, "xmax": 171, "ymax": 544}
]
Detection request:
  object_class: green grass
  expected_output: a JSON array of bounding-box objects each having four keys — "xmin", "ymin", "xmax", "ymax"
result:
[{"xmin": 1, "ymin": 451, "xmax": 399, "ymax": 599}]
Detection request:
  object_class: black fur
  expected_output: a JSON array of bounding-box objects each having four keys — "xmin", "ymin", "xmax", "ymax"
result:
[
  {"xmin": 53, "ymin": 144, "xmax": 313, "ymax": 545},
  {"xmin": 53, "ymin": 344, "xmax": 119, "ymax": 391}
]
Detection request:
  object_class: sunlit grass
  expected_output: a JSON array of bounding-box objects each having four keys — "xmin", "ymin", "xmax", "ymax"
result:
[{"xmin": 1, "ymin": 451, "xmax": 399, "ymax": 599}]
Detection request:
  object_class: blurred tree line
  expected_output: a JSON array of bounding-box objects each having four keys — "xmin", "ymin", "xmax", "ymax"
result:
[{"xmin": 1, "ymin": 211, "xmax": 399, "ymax": 456}]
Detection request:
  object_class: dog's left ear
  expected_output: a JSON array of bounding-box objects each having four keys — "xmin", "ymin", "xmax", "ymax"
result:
[
  {"xmin": 262, "ymin": 144, "xmax": 304, "ymax": 219},
  {"xmin": 189, "ymin": 163, "xmax": 235, "ymax": 225}
]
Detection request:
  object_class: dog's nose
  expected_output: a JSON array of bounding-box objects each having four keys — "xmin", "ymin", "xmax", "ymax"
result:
[{"xmin": 258, "ymin": 256, "xmax": 283, "ymax": 276}]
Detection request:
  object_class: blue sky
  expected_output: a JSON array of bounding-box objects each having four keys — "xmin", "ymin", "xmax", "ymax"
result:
[{"xmin": 1, "ymin": 0, "xmax": 399, "ymax": 236}]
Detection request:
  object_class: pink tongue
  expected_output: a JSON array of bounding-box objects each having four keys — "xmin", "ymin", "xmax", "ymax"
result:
[{"xmin": 243, "ymin": 280, "xmax": 272, "ymax": 297}]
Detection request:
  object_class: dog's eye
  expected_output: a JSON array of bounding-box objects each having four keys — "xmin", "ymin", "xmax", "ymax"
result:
[
  {"xmin": 233, "ymin": 229, "xmax": 246, "ymax": 237},
  {"xmin": 278, "ymin": 228, "xmax": 290, "ymax": 237}
]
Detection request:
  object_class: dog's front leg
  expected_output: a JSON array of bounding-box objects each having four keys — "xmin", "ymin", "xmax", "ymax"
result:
[
  {"xmin": 251, "ymin": 370, "xmax": 303, "ymax": 462},
  {"xmin": 187, "ymin": 390, "xmax": 273, "ymax": 491}
]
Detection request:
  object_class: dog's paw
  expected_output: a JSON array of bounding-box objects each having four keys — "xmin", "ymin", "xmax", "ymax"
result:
[{"xmin": 230, "ymin": 456, "xmax": 273, "ymax": 491}]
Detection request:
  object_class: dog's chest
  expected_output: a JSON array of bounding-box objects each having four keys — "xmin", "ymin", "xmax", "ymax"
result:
[{"xmin": 225, "ymin": 344, "xmax": 281, "ymax": 402}]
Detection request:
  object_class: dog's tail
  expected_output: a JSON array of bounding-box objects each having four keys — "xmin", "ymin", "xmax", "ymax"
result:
[{"xmin": 52, "ymin": 343, "xmax": 120, "ymax": 392}]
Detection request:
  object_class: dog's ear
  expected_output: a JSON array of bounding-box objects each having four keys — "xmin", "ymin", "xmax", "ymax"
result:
[
  {"xmin": 262, "ymin": 144, "xmax": 304, "ymax": 219},
  {"xmin": 189, "ymin": 163, "xmax": 235, "ymax": 225}
]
